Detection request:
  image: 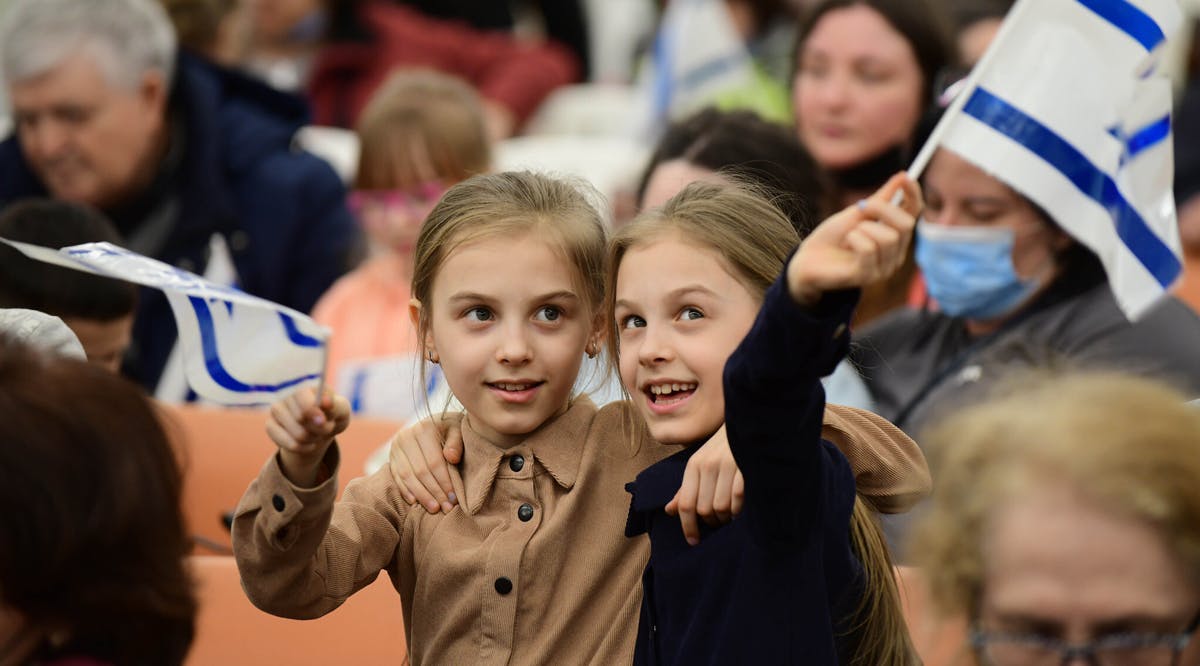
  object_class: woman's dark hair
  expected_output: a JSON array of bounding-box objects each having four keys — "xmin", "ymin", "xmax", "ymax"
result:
[
  {"xmin": 794, "ymin": 0, "xmax": 954, "ymax": 117},
  {"xmin": 637, "ymin": 107, "xmax": 829, "ymax": 235},
  {"xmin": 0, "ymin": 339, "xmax": 195, "ymax": 664}
]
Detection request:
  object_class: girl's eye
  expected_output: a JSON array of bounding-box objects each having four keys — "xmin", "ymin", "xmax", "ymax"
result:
[
  {"xmin": 621, "ymin": 314, "xmax": 646, "ymax": 330},
  {"xmin": 534, "ymin": 306, "xmax": 562, "ymax": 322},
  {"xmin": 465, "ymin": 307, "xmax": 493, "ymax": 322},
  {"xmin": 680, "ymin": 307, "xmax": 704, "ymax": 321}
]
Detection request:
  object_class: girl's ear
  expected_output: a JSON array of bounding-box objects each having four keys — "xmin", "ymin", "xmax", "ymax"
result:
[
  {"xmin": 588, "ymin": 313, "xmax": 609, "ymax": 358},
  {"xmin": 409, "ymin": 298, "xmax": 439, "ymax": 363}
]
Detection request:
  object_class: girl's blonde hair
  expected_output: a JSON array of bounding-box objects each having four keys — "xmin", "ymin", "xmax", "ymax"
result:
[
  {"xmin": 411, "ymin": 171, "xmax": 608, "ymax": 396},
  {"xmin": 607, "ymin": 181, "xmax": 916, "ymax": 666},
  {"xmin": 354, "ymin": 69, "xmax": 491, "ymax": 190},
  {"xmin": 911, "ymin": 372, "xmax": 1200, "ymax": 623}
]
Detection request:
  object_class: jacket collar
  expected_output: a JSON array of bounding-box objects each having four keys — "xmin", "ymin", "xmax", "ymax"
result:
[
  {"xmin": 458, "ymin": 397, "xmax": 597, "ymax": 515},
  {"xmin": 623, "ymin": 444, "xmax": 698, "ymax": 536}
]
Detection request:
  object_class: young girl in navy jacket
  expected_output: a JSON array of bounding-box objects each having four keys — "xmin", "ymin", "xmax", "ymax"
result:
[{"xmin": 612, "ymin": 173, "xmax": 922, "ymax": 665}]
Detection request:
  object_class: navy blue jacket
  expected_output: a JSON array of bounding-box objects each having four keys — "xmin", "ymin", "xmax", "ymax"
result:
[
  {"xmin": 625, "ymin": 275, "xmax": 862, "ymax": 664},
  {"xmin": 0, "ymin": 53, "xmax": 359, "ymax": 388}
]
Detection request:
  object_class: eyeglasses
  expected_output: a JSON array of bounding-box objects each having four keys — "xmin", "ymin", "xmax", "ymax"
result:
[
  {"xmin": 347, "ymin": 182, "xmax": 447, "ymax": 218},
  {"xmin": 971, "ymin": 611, "xmax": 1200, "ymax": 666}
]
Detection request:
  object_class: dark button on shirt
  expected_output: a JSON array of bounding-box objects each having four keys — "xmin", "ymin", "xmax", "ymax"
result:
[
  {"xmin": 508, "ymin": 454, "xmax": 525, "ymax": 472},
  {"xmin": 494, "ymin": 577, "xmax": 514, "ymax": 595},
  {"xmin": 517, "ymin": 503, "xmax": 534, "ymax": 522},
  {"xmin": 272, "ymin": 494, "xmax": 286, "ymax": 511}
]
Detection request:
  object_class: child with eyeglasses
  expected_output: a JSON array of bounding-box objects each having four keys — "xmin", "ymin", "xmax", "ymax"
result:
[{"xmin": 312, "ymin": 69, "xmax": 491, "ymax": 417}]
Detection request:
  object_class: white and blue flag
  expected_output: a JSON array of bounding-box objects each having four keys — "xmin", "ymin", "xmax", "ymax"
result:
[
  {"xmin": 1, "ymin": 239, "xmax": 330, "ymax": 405},
  {"xmin": 644, "ymin": 0, "xmax": 754, "ymax": 126},
  {"xmin": 911, "ymin": 0, "xmax": 1184, "ymax": 319}
]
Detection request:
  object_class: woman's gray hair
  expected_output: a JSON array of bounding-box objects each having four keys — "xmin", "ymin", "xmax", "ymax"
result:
[{"xmin": 0, "ymin": 0, "xmax": 177, "ymax": 91}]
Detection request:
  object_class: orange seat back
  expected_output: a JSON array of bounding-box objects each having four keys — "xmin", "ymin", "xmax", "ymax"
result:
[
  {"xmin": 186, "ymin": 555, "xmax": 407, "ymax": 665},
  {"xmin": 160, "ymin": 404, "xmax": 402, "ymax": 553}
]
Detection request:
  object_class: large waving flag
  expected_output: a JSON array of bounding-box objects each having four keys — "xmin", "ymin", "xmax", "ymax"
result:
[
  {"xmin": 1, "ymin": 239, "xmax": 330, "ymax": 405},
  {"xmin": 910, "ymin": 0, "xmax": 1184, "ymax": 319}
]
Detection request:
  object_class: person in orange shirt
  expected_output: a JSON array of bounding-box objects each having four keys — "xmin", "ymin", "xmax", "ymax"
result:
[{"xmin": 312, "ymin": 69, "xmax": 490, "ymax": 417}]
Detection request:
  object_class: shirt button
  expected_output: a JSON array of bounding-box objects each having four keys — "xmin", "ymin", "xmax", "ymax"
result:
[
  {"xmin": 508, "ymin": 455, "xmax": 525, "ymax": 472},
  {"xmin": 517, "ymin": 503, "xmax": 534, "ymax": 522},
  {"xmin": 272, "ymin": 494, "xmax": 286, "ymax": 511},
  {"xmin": 494, "ymin": 577, "xmax": 513, "ymax": 595}
]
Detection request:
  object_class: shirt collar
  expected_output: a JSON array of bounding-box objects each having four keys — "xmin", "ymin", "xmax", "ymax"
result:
[{"xmin": 458, "ymin": 397, "xmax": 597, "ymax": 515}]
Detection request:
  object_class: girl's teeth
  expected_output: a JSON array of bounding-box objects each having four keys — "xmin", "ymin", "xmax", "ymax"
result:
[{"xmin": 649, "ymin": 383, "xmax": 697, "ymax": 397}]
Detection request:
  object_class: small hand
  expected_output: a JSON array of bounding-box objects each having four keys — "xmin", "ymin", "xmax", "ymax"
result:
[
  {"xmin": 388, "ymin": 413, "xmax": 464, "ymax": 513},
  {"xmin": 266, "ymin": 386, "xmax": 351, "ymax": 486},
  {"xmin": 666, "ymin": 425, "xmax": 745, "ymax": 546},
  {"xmin": 788, "ymin": 173, "xmax": 922, "ymax": 305}
]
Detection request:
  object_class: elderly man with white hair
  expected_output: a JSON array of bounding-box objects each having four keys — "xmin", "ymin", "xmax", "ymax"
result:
[{"xmin": 0, "ymin": 0, "xmax": 359, "ymax": 395}]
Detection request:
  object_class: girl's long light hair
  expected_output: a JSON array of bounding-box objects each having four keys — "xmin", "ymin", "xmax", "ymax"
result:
[{"xmin": 607, "ymin": 181, "xmax": 917, "ymax": 665}]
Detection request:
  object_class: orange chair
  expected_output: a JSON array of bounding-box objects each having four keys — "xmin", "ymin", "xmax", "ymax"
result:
[
  {"xmin": 187, "ymin": 555, "xmax": 407, "ymax": 665},
  {"xmin": 160, "ymin": 403, "xmax": 403, "ymax": 554},
  {"xmin": 896, "ymin": 566, "xmax": 971, "ymax": 666}
]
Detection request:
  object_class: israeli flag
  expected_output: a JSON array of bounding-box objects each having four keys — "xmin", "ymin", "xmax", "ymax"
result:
[
  {"xmin": 338, "ymin": 353, "xmax": 445, "ymax": 420},
  {"xmin": 910, "ymin": 0, "xmax": 1184, "ymax": 319},
  {"xmin": 644, "ymin": 0, "xmax": 755, "ymax": 125},
  {"xmin": 1, "ymin": 239, "xmax": 330, "ymax": 405}
]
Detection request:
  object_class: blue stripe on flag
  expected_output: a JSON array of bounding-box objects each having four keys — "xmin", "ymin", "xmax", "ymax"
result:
[
  {"xmin": 349, "ymin": 367, "xmax": 368, "ymax": 413},
  {"xmin": 1125, "ymin": 115, "xmax": 1170, "ymax": 158},
  {"xmin": 962, "ymin": 87, "xmax": 1180, "ymax": 288},
  {"xmin": 678, "ymin": 51, "xmax": 750, "ymax": 92},
  {"xmin": 1076, "ymin": 0, "xmax": 1166, "ymax": 51},
  {"xmin": 279, "ymin": 312, "xmax": 324, "ymax": 347},
  {"xmin": 189, "ymin": 296, "xmax": 322, "ymax": 393}
]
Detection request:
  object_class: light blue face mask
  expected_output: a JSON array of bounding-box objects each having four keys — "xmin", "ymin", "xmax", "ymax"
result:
[{"xmin": 915, "ymin": 220, "xmax": 1041, "ymax": 321}]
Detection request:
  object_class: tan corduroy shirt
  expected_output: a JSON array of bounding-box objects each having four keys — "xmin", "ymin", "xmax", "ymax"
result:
[{"xmin": 232, "ymin": 398, "xmax": 927, "ymax": 665}]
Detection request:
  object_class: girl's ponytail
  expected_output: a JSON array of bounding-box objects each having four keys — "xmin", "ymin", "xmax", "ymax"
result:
[{"xmin": 845, "ymin": 496, "xmax": 919, "ymax": 666}]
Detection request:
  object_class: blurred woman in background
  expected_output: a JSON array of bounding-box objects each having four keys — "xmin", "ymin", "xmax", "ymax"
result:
[
  {"xmin": 911, "ymin": 372, "xmax": 1200, "ymax": 666},
  {"xmin": 0, "ymin": 338, "xmax": 195, "ymax": 665},
  {"xmin": 791, "ymin": 0, "xmax": 952, "ymax": 323}
]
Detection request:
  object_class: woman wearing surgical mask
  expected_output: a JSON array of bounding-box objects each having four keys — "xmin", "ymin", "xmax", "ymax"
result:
[{"xmin": 852, "ymin": 147, "xmax": 1200, "ymax": 442}]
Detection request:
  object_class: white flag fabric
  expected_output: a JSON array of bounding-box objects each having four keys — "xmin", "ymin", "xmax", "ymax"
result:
[
  {"xmin": 913, "ymin": 0, "xmax": 1184, "ymax": 319},
  {"xmin": 644, "ymin": 0, "xmax": 755, "ymax": 125},
  {"xmin": 337, "ymin": 353, "xmax": 445, "ymax": 420},
  {"xmin": 1, "ymin": 239, "xmax": 330, "ymax": 405}
]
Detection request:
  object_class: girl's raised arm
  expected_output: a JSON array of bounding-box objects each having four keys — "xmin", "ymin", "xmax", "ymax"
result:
[{"xmin": 724, "ymin": 174, "xmax": 920, "ymax": 544}]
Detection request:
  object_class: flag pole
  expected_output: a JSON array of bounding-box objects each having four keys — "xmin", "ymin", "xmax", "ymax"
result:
[
  {"xmin": 316, "ymin": 332, "xmax": 330, "ymax": 400},
  {"xmin": 905, "ymin": 0, "xmax": 1037, "ymax": 180}
]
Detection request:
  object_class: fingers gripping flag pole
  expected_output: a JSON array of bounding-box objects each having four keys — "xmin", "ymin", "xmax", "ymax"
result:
[
  {"xmin": 1, "ymin": 239, "xmax": 331, "ymax": 406},
  {"xmin": 907, "ymin": 0, "xmax": 1184, "ymax": 320}
]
